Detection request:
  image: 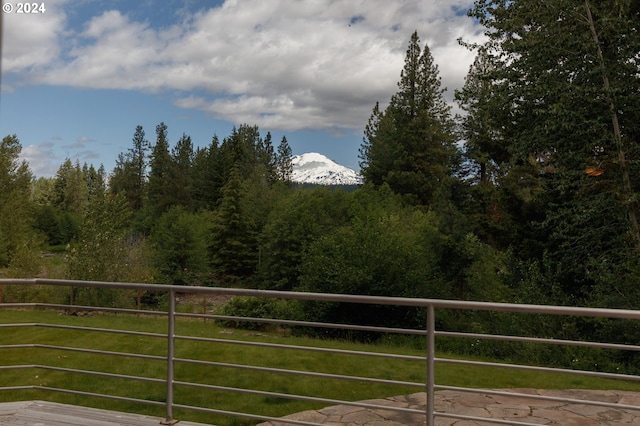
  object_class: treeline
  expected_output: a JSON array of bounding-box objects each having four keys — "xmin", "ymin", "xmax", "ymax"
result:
[
  {"xmin": 2, "ymin": 0, "xmax": 640, "ymax": 363},
  {"xmin": 3, "ymin": 123, "xmax": 295, "ymax": 283}
]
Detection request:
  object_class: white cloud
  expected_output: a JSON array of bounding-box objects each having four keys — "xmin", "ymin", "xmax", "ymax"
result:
[
  {"xmin": 21, "ymin": 142, "xmax": 59, "ymax": 177},
  {"xmin": 2, "ymin": 0, "xmax": 67, "ymax": 73},
  {"xmin": 7, "ymin": 0, "xmax": 484, "ymax": 132}
]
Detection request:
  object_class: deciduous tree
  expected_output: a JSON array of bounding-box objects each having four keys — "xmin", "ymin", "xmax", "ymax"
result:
[
  {"xmin": 468, "ymin": 0, "xmax": 640, "ymax": 302},
  {"xmin": 0, "ymin": 135, "xmax": 40, "ymax": 273}
]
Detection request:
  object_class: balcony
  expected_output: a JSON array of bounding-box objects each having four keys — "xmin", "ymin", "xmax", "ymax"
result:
[{"xmin": 1, "ymin": 278, "xmax": 640, "ymax": 425}]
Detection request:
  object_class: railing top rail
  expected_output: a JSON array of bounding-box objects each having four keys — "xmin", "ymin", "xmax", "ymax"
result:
[{"xmin": 2, "ymin": 278, "xmax": 640, "ymax": 320}]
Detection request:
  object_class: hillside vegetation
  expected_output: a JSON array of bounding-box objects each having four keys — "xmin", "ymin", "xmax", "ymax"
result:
[{"xmin": 2, "ymin": 2, "xmax": 640, "ymax": 369}]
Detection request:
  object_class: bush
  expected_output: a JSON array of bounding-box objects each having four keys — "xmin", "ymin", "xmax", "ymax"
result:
[{"xmin": 215, "ymin": 296, "xmax": 301, "ymax": 331}]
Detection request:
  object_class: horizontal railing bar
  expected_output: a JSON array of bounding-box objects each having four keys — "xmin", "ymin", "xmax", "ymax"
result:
[
  {"xmin": 33, "ymin": 385, "xmax": 166, "ymax": 407},
  {"xmin": 172, "ymin": 402, "xmax": 326, "ymax": 426},
  {"xmin": 8, "ymin": 320, "xmax": 634, "ymax": 356},
  {"xmin": 36, "ymin": 323, "xmax": 167, "ymax": 339},
  {"xmin": 0, "ymin": 322, "xmax": 37, "ymax": 328},
  {"xmin": 8, "ymin": 318, "xmax": 639, "ymax": 355},
  {"xmin": 0, "ymin": 343, "xmax": 164, "ymax": 361},
  {"xmin": 0, "ymin": 303, "xmax": 39, "ymax": 309},
  {"xmin": 175, "ymin": 380, "xmax": 425, "ymax": 416},
  {"xmin": 30, "ymin": 365, "xmax": 166, "ymax": 384},
  {"xmin": 5, "ymin": 278, "xmax": 640, "ymax": 320},
  {"xmin": 41, "ymin": 303, "xmax": 167, "ymax": 316},
  {"xmin": 0, "ymin": 364, "xmax": 35, "ymax": 370},
  {"xmin": 436, "ymin": 357, "xmax": 640, "ymax": 381},
  {"xmin": 0, "ymin": 302, "xmax": 167, "ymax": 317},
  {"xmin": 435, "ymin": 386, "xmax": 640, "ymax": 412},
  {"xmin": 437, "ymin": 331, "xmax": 640, "ymax": 352},
  {"xmin": 0, "ymin": 385, "xmax": 34, "ymax": 391},
  {"xmin": 175, "ymin": 357, "xmax": 424, "ymax": 388},
  {"xmin": 0, "ymin": 344, "xmax": 37, "ymax": 349},
  {"xmin": 0, "ymin": 322, "xmax": 166, "ymax": 339},
  {"xmin": 176, "ymin": 334, "xmax": 425, "ymax": 361},
  {"xmin": 177, "ymin": 312, "xmax": 427, "ymax": 335},
  {"xmin": 36, "ymin": 344, "xmax": 166, "ymax": 361}
]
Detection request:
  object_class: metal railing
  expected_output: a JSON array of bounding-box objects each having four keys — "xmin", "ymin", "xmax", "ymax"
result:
[{"xmin": 0, "ymin": 278, "xmax": 640, "ymax": 426}]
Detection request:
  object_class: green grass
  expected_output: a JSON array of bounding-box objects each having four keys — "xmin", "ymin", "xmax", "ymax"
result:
[{"xmin": 1, "ymin": 308, "xmax": 639, "ymax": 426}]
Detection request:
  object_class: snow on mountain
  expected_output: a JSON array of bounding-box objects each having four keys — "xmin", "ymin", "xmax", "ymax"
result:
[{"xmin": 291, "ymin": 153, "xmax": 363, "ymax": 186}]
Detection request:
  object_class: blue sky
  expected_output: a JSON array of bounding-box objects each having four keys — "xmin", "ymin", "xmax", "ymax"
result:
[{"xmin": 1, "ymin": 0, "xmax": 483, "ymax": 177}]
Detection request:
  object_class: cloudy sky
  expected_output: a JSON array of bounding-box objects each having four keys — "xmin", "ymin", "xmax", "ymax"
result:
[{"xmin": 1, "ymin": 0, "xmax": 484, "ymax": 177}]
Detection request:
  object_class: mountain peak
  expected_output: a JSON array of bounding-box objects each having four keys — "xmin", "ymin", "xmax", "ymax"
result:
[{"xmin": 291, "ymin": 153, "xmax": 363, "ymax": 186}]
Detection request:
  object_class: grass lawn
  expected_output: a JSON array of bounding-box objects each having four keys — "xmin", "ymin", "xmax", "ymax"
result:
[{"xmin": 1, "ymin": 308, "xmax": 640, "ymax": 426}]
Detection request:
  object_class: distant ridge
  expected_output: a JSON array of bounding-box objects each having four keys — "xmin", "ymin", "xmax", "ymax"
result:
[{"xmin": 291, "ymin": 153, "xmax": 363, "ymax": 186}]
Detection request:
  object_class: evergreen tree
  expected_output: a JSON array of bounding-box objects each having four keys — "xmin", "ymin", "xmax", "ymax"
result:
[
  {"xmin": 209, "ymin": 165, "xmax": 257, "ymax": 282},
  {"xmin": 84, "ymin": 163, "xmax": 107, "ymax": 203},
  {"xmin": 455, "ymin": 48, "xmax": 518, "ymax": 248},
  {"xmin": 455, "ymin": 48, "xmax": 509, "ymax": 186},
  {"xmin": 191, "ymin": 135, "xmax": 223, "ymax": 210},
  {"xmin": 31, "ymin": 177, "xmax": 55, "ymax": 206},
  {"xmin": 147, "ymin": 122, "xmax": 174, "ymax": 216},
  {"xmin": 170, "ymin": 133, "xmax": 194, "ymax": 208},
  {"xmin": 359, "ymin": 31, "xmax": 458, "ymax": 205},
  {"xmin": 109, "ymin": 125, "xmax": 149, "ymax": 211},
  {"xmin": 276, "ymin": 135, "xmax": 293, "ymax": 184},
  {"xmin": 224, "ymin": 124, "xmax": 262, "ymax": 179},
  {"xmin": 129, "ymin": 125, "xmax": 149, "ymax": 210},
  {"xmin": 261, "ymin": 131, "xmax": 278, "ymax": 183},
  {"xmin": 150, "ymin": 206, "xmax": 210, "ymax": 285},
  {"xmin": 52, "ymin": 159, "xmax": 86, "ymax": 215}
]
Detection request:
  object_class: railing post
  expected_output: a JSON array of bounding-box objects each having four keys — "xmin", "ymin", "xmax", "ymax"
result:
[
  {"xmin": 163, "ymin": 289, "xmax": 176, "ymax": 425},
  {"xmin": 426, "ymin": 304, "xmax": 435, "ymax": 426}
]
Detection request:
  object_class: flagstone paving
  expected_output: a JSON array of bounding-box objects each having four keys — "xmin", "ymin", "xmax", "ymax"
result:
[{"xmin": 256, "ymin": 389, "xmax": 640, "ymax": 425}]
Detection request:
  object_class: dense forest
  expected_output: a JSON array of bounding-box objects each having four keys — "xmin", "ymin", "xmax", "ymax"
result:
[{"xmin": 2, "ymin": 1, "xmax": 640, "ymax": 357}]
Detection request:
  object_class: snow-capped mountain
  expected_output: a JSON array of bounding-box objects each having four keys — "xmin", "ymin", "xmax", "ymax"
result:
[{"xmin": 291, "ymin": 153, "xmax": 363, "ymax": 186}]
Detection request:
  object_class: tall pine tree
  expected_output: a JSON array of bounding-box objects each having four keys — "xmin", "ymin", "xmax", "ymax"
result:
[
  {"xmin": 276, "ymin": 136, "xmax": 293, "ymax": 184},
  {"xmin": 109, "ymin": 125, "xmax": 149, "ymax": 211},
  {"xmin": 210, "ymin": 165, "xmax": 257, "ymax": 282},
  {"xmin": 147, "ymin": 122, "xmax": 174, "ymax": 217},
  {"xmin": 360, "ymin": 31, "xmax": 458, "ymax": 205}
]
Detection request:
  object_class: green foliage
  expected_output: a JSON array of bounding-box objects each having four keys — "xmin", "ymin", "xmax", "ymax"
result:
[
  {"xmin": 455, "ymin": 48, "xmax": 509, "ymax": 186},
  {"xmin": 209, "ymin": 166, "xmax": 259, "ymax": 283},
  {"xmin": 297, "ymin": 211, "xmax": 436, "ymax": 332},
  {"xmin": 360, "ymin": 31, "xmax": 459, "ymax": 205},
  {"xmin": 66, "ymin": 192, "xmax": 131, "ymax": 282},
  {"xmin": 191, "ymin": 135, "xmax": 224, "ymax": 209},
  {"xmin": 0, "ymin": 134, "xmax": 41, "ymax": 274},
  {"xmin": 276, "ymin": 135, "xmax": 293, "ymax": 184},
  {"xmin": 300, "ymin": 205, "xmax": 438, "ymax": 298},
  {"xmin": 33, "ymin": 205, "xmax": 80, "ymax": 246},
  {"xmin": 169, "ymin": 133, "xmax": 195, "ymax": 209},
  {"xmin": 146, "ymin": 122, "xmax": 174, "ymax": 217},
  {"xmin": 109, "ymin": 125, "xmax": 149, "ymax": 212},
  {"xmin": 65, "ymin": 192, "xmax": 148, "ymax": 306},
  {"xmin": 467, "ymin": 0, "xmax": 640, "ymax": 305},
  {"xmin": 216, "ymin": 296, "xmax": 301, "ymax": 330},
  {"xmin": 150, "ymin": 207, "xmax": 211, "ymax": 285},
  {"xmin": 52, "ymin": 159, "xmax": 87, "ymax": 215},
  {"xmin": 256, "ymin": 187, "xmax": 351, "ymax": 290}
]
